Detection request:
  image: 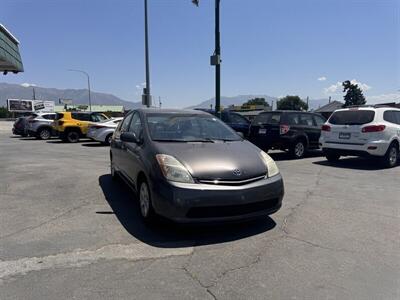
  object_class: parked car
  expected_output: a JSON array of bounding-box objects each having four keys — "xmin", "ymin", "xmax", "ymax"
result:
[
  {"xmin": 320, "ymin": 106, "xmax": 400, "ymax": 168},
  {"xmin": 195, "ymin": 109, "xmax": 251, "ymax": 137},
  {"xmin": 110, "ymin": 109, "xmax": 284, "ymax": 223},
  {"xmin": 12, "ymin": 115, "xmax": 32, "ymax": 137},
  {"xmin": 87, "ymin": 117, "xmax": 123, "ymax": 145},
  {"xmin": 26, "ymin": 113, "xmax": 56, "ymax": 140},
  {"xmin": 53, "ymin": 111, "xmax": 109, "ymax": 143},
  {"xmin": 248, "ymin": 111, "xmax": 326, "ymax": 158}
]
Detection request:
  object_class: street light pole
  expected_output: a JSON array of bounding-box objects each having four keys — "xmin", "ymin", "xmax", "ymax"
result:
[
  {"xmin": 67, "ymin": 69, "xmax": 92, "ymax": 112},
  {"xmin": 143, "ymin": 0, "xmax": 152, "ymax": 108},
  {"xmin": 192, "ymin": 0, "xmax": 221, "ymax": 117}
]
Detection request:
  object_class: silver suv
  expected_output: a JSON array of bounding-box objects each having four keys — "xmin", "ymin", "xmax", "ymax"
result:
[{"xmin": 27, "ymin": 113, "xmax": 56, "ymax": 140}]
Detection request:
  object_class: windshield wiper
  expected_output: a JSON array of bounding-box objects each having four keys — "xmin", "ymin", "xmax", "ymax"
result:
[
  {"xmin": 186, "ymin": 138, "xmax": 215, "ymax": 143},
  {"xmin": 152, "ymin": 139, "xmax": 189, "ymax": 143}
]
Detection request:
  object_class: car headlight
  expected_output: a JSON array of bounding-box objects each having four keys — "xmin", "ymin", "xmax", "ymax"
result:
[
  {"xmin": 260, "ymin": 151, "xmax": 280, "ymax": 177},
  {"xmin": 156, "ymin": 154, "xmax": 194, "ymax": 183}
]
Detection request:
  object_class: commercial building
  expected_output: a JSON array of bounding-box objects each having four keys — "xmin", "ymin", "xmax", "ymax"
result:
[{"xmin": 0, "ymin": 24, "xmax": 23, "ymax": 74}]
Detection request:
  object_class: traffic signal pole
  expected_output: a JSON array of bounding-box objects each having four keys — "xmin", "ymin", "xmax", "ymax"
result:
[{"xmin": 214, "ymin": 0, "xmax": 221, "ymax": 117}]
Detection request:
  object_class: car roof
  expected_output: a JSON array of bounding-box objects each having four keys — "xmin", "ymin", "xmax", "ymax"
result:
[
  {"xmin": 137, "ymin": 108, "xmax": 210, "ymax": 115},
  {"xmin": 259, "ymin": 110, "xmax": 319, "ymax": 114},
  {"xmin": 334, "ymin": 106, "xmax": 400, "ymax": 112}
]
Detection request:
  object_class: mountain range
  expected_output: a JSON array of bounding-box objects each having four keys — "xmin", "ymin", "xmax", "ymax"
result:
[
  {"xmin": 0, "ymin": 82, "xmax": 335, "ymax": 111},
  {"xmin": 0, "ymin": 83, "xmax": 141, "ymax": 109}
]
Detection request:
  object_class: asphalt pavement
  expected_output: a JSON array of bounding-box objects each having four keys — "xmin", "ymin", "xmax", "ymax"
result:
[{"xmin": 0, "ymin": 121, "xmax": 399, "ymax": 300}]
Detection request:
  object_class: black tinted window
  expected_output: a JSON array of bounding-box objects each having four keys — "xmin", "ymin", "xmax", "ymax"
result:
[
  {"xmin": 229, "ymin": 113, "xmax": 249, "ymax": 125},
  {"xmin": 253, "ymin": 113, "xmax": 281, "ymax": 125},
  {"xmin": 299, "ymin": 114, "xmax": 314, "ymax": 126},
  {"xmin": 314, "ymin": 115, "xmax": 326, "ymax": 126},
  {"xmin": 72, "ymin": 113, "xmax": 91, "ymax": 121},
  {"xmin": 286, "ymin": 113, "xmax": 300, "ymax": 125},
  {"xmin": 56, "ymin": 113, "xmax": 64, "ymax": 120},
  {"xmin": 329, "ymin": 110, "xmax": 375, "ymax": 125},
  {"xmin": 384, "ymin": 111, "xmax": 400, "ymax": 125},
  {"xmin": 119, "ymin": 113, "xmax": 133, "ymax": 132},
  {"xmin": 43, "ymin": 114, "xmax": 56, "ymax": 120}
]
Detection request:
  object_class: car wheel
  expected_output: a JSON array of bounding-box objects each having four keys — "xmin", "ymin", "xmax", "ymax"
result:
[
  {"xmin": 66, "ymin": 131, "xmax": 80, "ymax": 143},
  {"xmin": 38, "ymin": 128, "xmax": 51, "ymax": 140},
  {"xmin": 104, "ymin": 134, "xmax": 113, "ymax": 146},
  {"xmin": 290, "ymin": 140, "xmax": 306, "ymax": 159},
  {"xmin": 110, "ymin": 158, "xmax": 119, "ymax": 180},
  {"xmin": 326, "ymin": 153, "xmax": 340, "ymax": 162},
  {"xmin": 382, "ymin": 143, "xmax": 398, "ymax": 168},
  {"xmin": 138, "ymin": 180, "xmax": 156, "ymax": 222}
]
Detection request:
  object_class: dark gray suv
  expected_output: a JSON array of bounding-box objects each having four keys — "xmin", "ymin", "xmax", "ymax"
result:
[{"xmin": 110, "ymin": 109, "xmax": 284, "ymax": 223}]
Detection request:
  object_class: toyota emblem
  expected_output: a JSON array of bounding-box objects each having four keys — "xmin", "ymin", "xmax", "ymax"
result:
[{"xmin": 233, "ymin": 169, "xmax": 242, "ymax": 176}]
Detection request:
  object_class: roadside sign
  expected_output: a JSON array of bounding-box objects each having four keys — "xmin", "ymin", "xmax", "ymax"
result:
[{"xmin": 7, "ymin": 99, "xmax": 55, "ymax": 113}]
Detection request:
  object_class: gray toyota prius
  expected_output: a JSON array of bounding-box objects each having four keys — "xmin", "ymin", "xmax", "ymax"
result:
[{"xmin": 110, "ymin": 108, "xmax": 284, "ymax": 223}]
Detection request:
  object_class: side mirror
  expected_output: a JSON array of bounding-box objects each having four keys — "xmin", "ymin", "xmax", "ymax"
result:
[
  {"xmin": 120, "ymin": 132, "xmax": 139, "ymax": 143},
  {"xmin": 236, "ymin": 131, "xmax": 244, "ymax": 139}
]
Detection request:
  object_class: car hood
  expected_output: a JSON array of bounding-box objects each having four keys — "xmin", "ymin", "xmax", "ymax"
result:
[{"xmin": 154, "ymin": 140, "xmax": 266, "ymax": 180}]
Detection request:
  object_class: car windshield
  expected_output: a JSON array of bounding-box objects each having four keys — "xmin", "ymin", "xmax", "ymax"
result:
[
  {"xmin": 329, "ymin": 110, "xmax": 375, "ymax": 125},
  {"xmin": 147, "ymin": 113, "xmax": 241, "ymax": 142},
  {"xmin": 252, "ymin": 112, "xmax": 281, "ymax": 125}
]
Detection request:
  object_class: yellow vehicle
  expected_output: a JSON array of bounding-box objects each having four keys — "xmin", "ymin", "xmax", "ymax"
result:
[{"xmin": 53, "ymin": 112, "xmax": 109, "ymax": 143}]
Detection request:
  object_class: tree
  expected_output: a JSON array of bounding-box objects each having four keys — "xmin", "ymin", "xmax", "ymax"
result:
[
  {"xmin": 342, "ymin": 80, "xmax": 366, "ymax": 107},
  {"xmin": 244, "ymin": 97, "xmax": 270, "ymax": 107},
  {"xmin": 0, "ymin": 107, "xmax": 11, "ymax": 118},
  {"xmin": 277, "ymin": 95, "xmax": 308, "ymax": 111}
]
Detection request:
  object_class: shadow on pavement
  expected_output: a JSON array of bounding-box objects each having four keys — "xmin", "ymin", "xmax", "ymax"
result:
[
  {"xmin": 268, "ymin": 150, "xmax": 323, "ymax": 161},
  {"xmin": 46, "ymin": 139, "xmax": 94, "ymax": 144},
  {"xmin": 313, "ymin": 157, "xmax": 389, "ymax": 171},
  {"xmin": 98, "ymin": 174, "xmax": 277, "ymax": 248}
]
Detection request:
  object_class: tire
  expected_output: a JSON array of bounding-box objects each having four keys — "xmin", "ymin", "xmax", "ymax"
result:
[
  {"xmin": 381, "ymin": 143, "xmax": 398, "ymax": 168},
  {"xmin": 103, "ymin": 134, "xmax": 113, "ymax": 146},
  {"xmin": 65, "ymin": 130, "xmax": 80, "ymax": 143},
  {"xmin": 138, "ymin": 180, "xmax": 156, "ymax": 223},
  {"xmin": 326, "ymin": 153, "xmax": 340, "ymax": 163},
  {"xmin": 110, "ymin": 157, "xmax": 119, "ymax": 181},
  {"xmin": 38, "ymin": 128, "xmax": 51, "ymax": 140},
  {"xmin": 290, "ymin": 140, "xmax": 306, "ymax": 159},
  {"xmin": 21, "ymin": 133, "xmax": 28, "ymax": 137}
]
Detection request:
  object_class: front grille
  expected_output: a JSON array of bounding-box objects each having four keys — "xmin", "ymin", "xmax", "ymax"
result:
[
  {"xmin": 197, "ymin": 175, "xmax": 266, "ymax": 186},
  {"xmin": 186, "ymin": 198, "xmax": 280, "ymax": 219}
]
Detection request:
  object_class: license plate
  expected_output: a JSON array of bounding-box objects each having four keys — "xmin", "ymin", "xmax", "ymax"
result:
[
  {"xmin": 258, "ymin": 128, "xmax": 267, "ymax": 134},
  {"xmin": 339, "ymin": 132, "xmax": 351, "ymax": 139}
]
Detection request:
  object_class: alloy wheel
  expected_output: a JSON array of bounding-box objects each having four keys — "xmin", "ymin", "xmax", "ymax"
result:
[
  {"xmin": 294, "ymin": 142, "xmax": 305, "ymax": 158},
  {"xmin": 139, "ymin": 182, "xmax": 150, "ymax": 218},
  {"xmin": 40, "ymin": 129, "xmax": 50, "ymax": 140}
]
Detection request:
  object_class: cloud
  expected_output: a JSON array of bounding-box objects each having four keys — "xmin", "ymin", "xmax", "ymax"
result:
[
  {"xmin": 324, "ymin": 79, "xmax": 371, "ymax": 94},
  {"xmin": 317, "ymin": 76, "xmax": 327, "ymax": 81},
  {"xmin": 366, "ymin": 93, "xmax": 400, "ymax": 104},
  {"xmin": 21, "ymin": 83, "xmax": 37, "ymax": 88}
]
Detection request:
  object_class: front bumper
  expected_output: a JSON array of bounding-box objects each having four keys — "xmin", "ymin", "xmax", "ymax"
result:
[
  {"xmin": 321, "ymin": 140, "xmax": 389, "ymax": 157},
  {"xmin": 151, "ymin": 174, "xmax": 284, "ymax": 223}
]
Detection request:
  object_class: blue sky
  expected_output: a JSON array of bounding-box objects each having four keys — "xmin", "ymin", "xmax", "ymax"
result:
[{"xmin": 1, "ymin": 0, "xmax": 399, "ymax": 107}]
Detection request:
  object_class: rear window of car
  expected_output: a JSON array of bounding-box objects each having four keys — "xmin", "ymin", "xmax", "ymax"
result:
[
  {"xmin": 329, "ymin": 110, "xmax": 375, "ymax": 125},
  {"xmin": 253, "ymin": 113, "xmax": 281, "ymax": 125},
  {"xmin": 56, "ymin": 113, "xmax": 64, "ymax": 120}
]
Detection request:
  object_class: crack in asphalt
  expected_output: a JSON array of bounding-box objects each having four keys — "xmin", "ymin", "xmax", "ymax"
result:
[
  {"xmin": 0, "ymin": 201, "xmax": 93, "ymax": 240},
  {"xmin": 281, "ymin": 166, "xmax": 324, "ymax": 235}
]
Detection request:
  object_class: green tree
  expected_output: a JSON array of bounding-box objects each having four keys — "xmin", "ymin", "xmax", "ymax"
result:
[
  {"xmin": 0, "ymin": 107, "xmax": 11, "ymax": 118},
  {"xmin": 277, "ymin": 95, "xmax": 308, "ymax": 111},
  {"xmin": 244, "ymin": 97, "xmax": 269, "ymax": 106},
  {"xmin": 342, "ymin": 80, "xmax": 366, "ymax": 107}
]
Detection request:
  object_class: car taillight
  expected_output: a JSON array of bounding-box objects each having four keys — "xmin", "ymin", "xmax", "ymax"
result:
[
  {"xmin": 321, "ymin": 125, "xmax": 331, "ymax": 132},
  {"xmin": 362, "ymin": 125, "xmax": 386, "ymax": 133},
  {"xmin": 280, "ymin": 125, "xmax": 290, "ymax": 135}
]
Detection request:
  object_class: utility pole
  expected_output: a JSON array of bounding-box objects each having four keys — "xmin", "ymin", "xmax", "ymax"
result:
[
  {"xmin": 192, "ymin": 0, "xmax": 221, "ymax": 117},
  {"xmin": 142, "ymin": 0, "xmax": 152, "ymax": 108},
  {"xmin": 306, "ymin": 96, "xmax": 309, "ymax": 111},
  {"xmin": 32, "ymin": 87, "xmax": 36, "ymax": 100},
  {"xmin": 67, "ymin": 69, "xmax": 92, "ymax": 112},
  {"xmin": 159, "ymin": 96, "xmax": 162, "ymax": 108}
]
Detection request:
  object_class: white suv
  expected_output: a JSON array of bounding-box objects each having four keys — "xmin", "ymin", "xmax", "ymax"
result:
[{"xmin": 320, "ymin": 106, "xmax": 400, "ymax": 168}]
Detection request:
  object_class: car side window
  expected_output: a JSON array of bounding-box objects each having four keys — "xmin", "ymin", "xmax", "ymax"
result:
[
  {"xmin": 395, "ymin": 112, "xmax": 400, "ymax": 125},
  {"xmin": 128, "ymin": 112, "xmax": 143, "ymax": 138},
  {"xmin": 384, "ymin": 111, "xmax": 399, "ymax": 124},
  {"xmin": 299, "ymin": 114, "xmax": 314, "ymax": 126},
  {"xmin": 286, "ymin": 113, "xmax": 300, "ymax": 125},
  {"xmin": 229, "ymin": 113, "xmax": 249, "ymax": 125},
  {"xmin": 314, "ymin": 115, "xmax": 326, "ymax": 127},
  {"xmin": 72, "ymin": 113, "xmax": 90, "ymax": 121},
  {"xmin": 220, "ymin": 113, "xmax": 229, "ymax": 123},
  {"xmin": 119, "ymin": 113, "xmax": 133, "ymax": 133}
]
